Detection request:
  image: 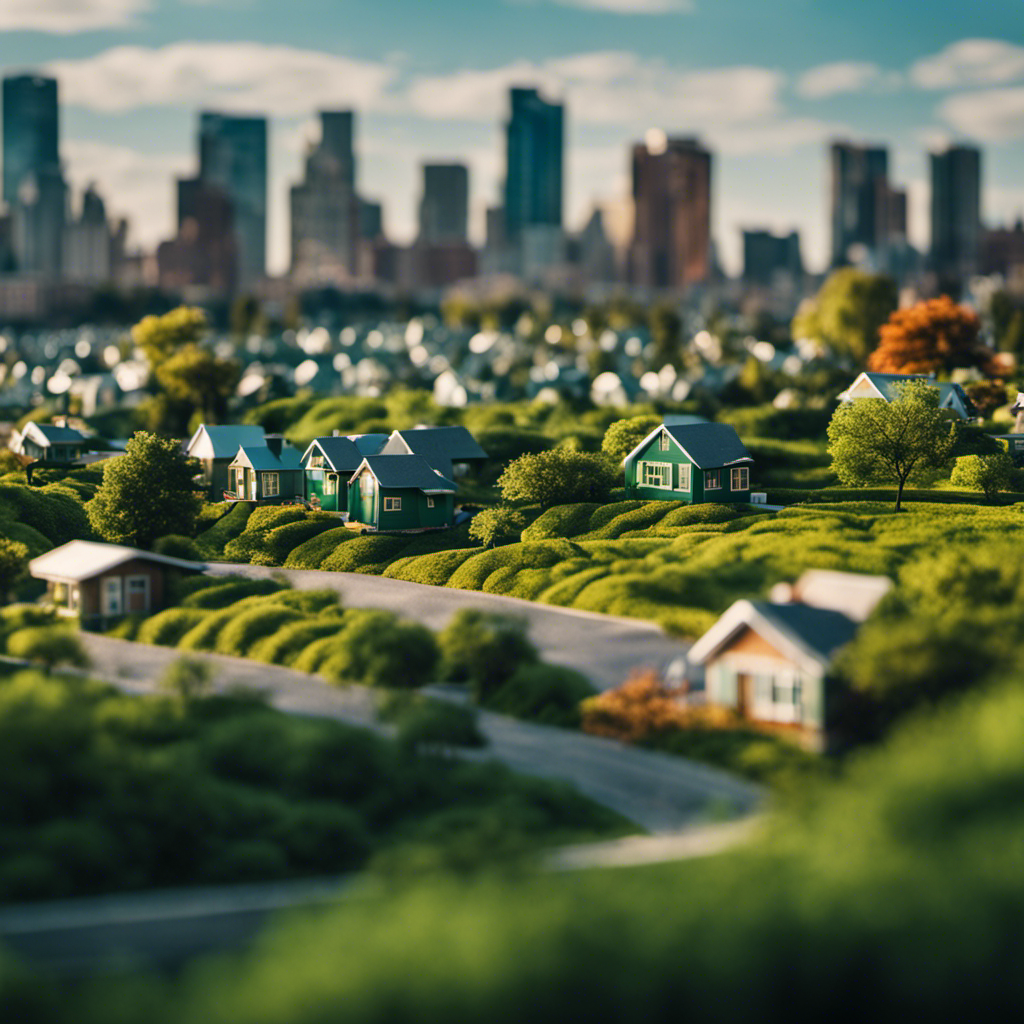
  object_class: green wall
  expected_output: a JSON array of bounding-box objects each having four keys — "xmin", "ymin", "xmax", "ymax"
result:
[
  {"xmin": 347, "ymin": 477, "xmax": 453, "ymax": 531},
  {"xmin": 625, "ymin": 435, "xmax": 751, "ymax": 504}
]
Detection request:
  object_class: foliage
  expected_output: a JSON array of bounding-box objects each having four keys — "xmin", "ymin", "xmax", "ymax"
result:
[
  {"xmin": 160, "ymin": 657, "xmax": 214, "ymax": 702},
  {"xmin": 468, "ymin": 506, "xmax": 530, "ymax": 547},
  {"xmin": 601, "ymin": 415, "xmax": 663, "ymax": 465},
  {"xmin": 497, "ymin": 449, "xmax": 618, "ymax": 509},
  {"xmin": 181, "ymin": 577, "xmax": 285, "ymax": 609},
  {"xmin": 86, "ymin": 431, "xmax": 201, "ymax": 548},
  {"xmin": 155, "ymin": 344, "xmax": 241, "ymax": 428},
  {"xmin": 318, "ymin": 610, "xmax": 439, "ymax": 689},
  {"xmin": 136, "ymin": 608, "xmax": 209, "ymax": 646},
  {"xmin": 282, "ymin": 527, "xmax": 353, "ymax": 569},
  {"xmin": 0, "ymin": 480, "xmax": 92, "ymax": 547},
  {"xmin": 132, "ymin": 305, "xmax": 207, "ymax": 365},
  {"xmin": 438, "ymin": 609, "xmax": 539, "ymax": 702},
  {"xmin": 153, "ymin": 534, "xmax": 204, "ymax": 561},
  {"xmin": 222, "ymin": 506, "xmax": 307, "ymax": 562},
  {"xmin": 391, "ymin": 697, "xmax": 486, "ymax": 754},
  {"xmin": 215, "ymin": 606, "xmax": 305, "ymax": 657},
  {"xmin": 826, "ymin": 379, "xmax": 957, "ymax": 510},
  {"xmin": 5, "ymin": 627, "xmax": 90, "ymax": 674},
  {"xmin": 250, "ymin": 619, "xmax": 346, "ymax": 666},
  {"xmin": 964, "ymin": 379, "xmax": 1009, "ymax": 419},
  {"xmin": 950, "ymin": 452, "xmax": 1016, "ymax": 502},
  {"xmin": 484, "ymin": 662, "xmax": 594, "ymax": 727},
  {"xmin": 867, "ymin": 296, "xmax": 989, "ymax": 375},
  {"xmin": 0, "ymin": 538, "xmax": 29, "ymax": 600},
  {"xmin": 195, "ymin": 501, "xmax": 254, "ymax": 557}
]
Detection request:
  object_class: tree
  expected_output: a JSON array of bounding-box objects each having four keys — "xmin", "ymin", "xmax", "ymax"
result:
[
  {"xmin": 497, "ymin": 449, "xmax": 618, "ymax": 509},
  {"xmin": 132, "ymin": 306, "xmax": 207, "ymax": 367},
  {"xmin": 964, "ymin": 380, "xmax": 1009, "ymax": 420},
  {"xmin": 7, "ymin": 626, "xmax": 90, "ymax": 674},
  {"xmin": 601, "ymin": 415, "xmax": 662, "ymax": 466},
  {"xmin": 868, "ymin": 296, "xmax": 988, "ymax": 376},
  {"xmin": 0, "ymin": 539, "xmax": 29, "ymax": 602},
  {"xmin": 826, "ymin": 379, "xmax": 957, "ymax": 511},
  {"xmin": 648, "ymin": 304, "xmax": 682, "ymax": 365},
  {"xmin": 791, "ymin": 268, "xmax": 898, "ymax": 364},
  {"xmin": 950, "ymin": 453, "xmax": 1016, "ymax": 503},
  {"xmin": 468, "ymin": 507, "xmax": 529, "ymax": 548},
  {"xmin": 155, "ymin": 345, "xmax": 241, "ymax": 426},
  {"xmin": 437, "ymin": 609, "xmax": 538, "ymax": 703},
  {"xmin": 86, "ymin": 431, "xmax": 202, "ymax": 548}
]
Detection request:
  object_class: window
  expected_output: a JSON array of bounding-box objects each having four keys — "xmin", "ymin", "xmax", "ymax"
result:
[
  {"xmin": 308, "ymin": 454, "xmax": 324, "ymax": 468},
  {"xmin": 262, "ymin": 472, "xmax": 279, "ymax": 497},
  {"xmin": 102, "ymin": 577, "xmax": 122, "ymax": 616},
  {"xmin": 324, "ymin": 474, "xmax": 336, "ymax": 495},
  {"xmin": 1015, "ymin": 440, "xmax": 1024, "ymax": 450},
  {"xmin": 641, "ymin": 462, "xmax": 672, "ymax": 489},
  {"xmin": 704, "ymin": 470, "xmax": 721, "ymax": 490},
  {"xmin": 677, "ymin": 463, "xmax": 691, "ymax": 491},
  {"xmin": 749, "ymin": 670, "xmax": 802, "ymax": 724},
  {"xmin": 384, "ymin": 497, "xmax": 402, "ymax": 512},
  {"xmin": 236, "ymin": 469, "xmax": 245, "ymax": 493},
  {"xmin": 730, "ymin": 466, "xmax": 749, "ymax": 491},
  {"xmin": 659, "ymin": 432, "xmax": 670, "ymax": 451},
  {"xmin": 426, "ymin": 496, "xmax": 435, "ymax": 508},
  {"xmin": 126, "ymin": 575, "xmax": 150, "ymax": 612}
]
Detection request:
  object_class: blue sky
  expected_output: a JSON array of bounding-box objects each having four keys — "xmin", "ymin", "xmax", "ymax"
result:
[{"xmin": 1, "ymin": 0, "xmax": 1022, "ymax": 275}]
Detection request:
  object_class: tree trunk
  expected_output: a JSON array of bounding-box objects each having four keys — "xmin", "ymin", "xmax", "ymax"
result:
[{"xmin": 895, "ymin": 475, "xmax": 906, "ymax": 512}]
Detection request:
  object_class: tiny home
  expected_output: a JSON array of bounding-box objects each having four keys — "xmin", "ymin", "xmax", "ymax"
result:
[
  {"xmin": 623, "ymin": 423, "xmax": 753, "ymax": 504},
  {"xmin": 347, "ymin": 455, "xmax": 456, "ymax": 532},
  {"xmin": 378, "ymin": 426, "xmax": 488, "ymax": 478},
  {"xmin": 840, "ymin": 372, "xmax": 977, "ymax": 419},
  {"xmin": 9, "ymin": 420, "xmax": 88, "ymax": 464},
  {"xmin": 186, "ymin": 424, "xmax": 267, "ymax": 498},
  {"xmin": 300, "ymin": 433, "xmax": 387, "ymax": 512},
  {"xmin": 227, "ymin": 437, "xmax": 303, "ymax": 503},
  {"xmin": 29, "ymin": 540, "xmax": 205, "ymax": 629}
]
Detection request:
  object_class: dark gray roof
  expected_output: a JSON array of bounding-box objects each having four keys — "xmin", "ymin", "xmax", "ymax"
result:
[
  {"xmin": 661, "ymin": 423, "xmax": 752, "ymax": 469},
  {"xmin": 381, "ymin": 426, "xmax": 487, "ymax": 476},
  {"xmin": 31, "ymin": 423, "xmax": 87, "ymax": 444},
  {"xmin": 861, "ymin": 373, "xmax": 977, "ymax": 416},
  {"xmin": 306, "ymin": 436, "xmax": 364, "ymax": 472},
  {"xmin": 351, "ymin": 433, "xmax": 389, "ymax": 456},
  {"xmin": 190, "ymin": 424, "xmax": 266, "ymax": 459},
  {"xmin": 753, "ymin": 601, "xmax": 859, "ymax": 662},
  {"xmin": 361, "ymin": 455, "xmax": 456, "ymax": 493}
]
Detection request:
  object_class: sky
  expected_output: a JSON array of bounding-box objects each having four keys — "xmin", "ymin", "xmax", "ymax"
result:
[{"xmin": 1, "ymin": 0, "xmax": 1022, "ymax": 276}]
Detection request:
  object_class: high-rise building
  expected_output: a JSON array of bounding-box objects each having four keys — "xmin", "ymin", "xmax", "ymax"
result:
[
  {"xmin": 419, "ymin": 163, "xmax": 469, "ymax": 243},
  {"xmin": 158, "ymin": 177, "xmax": 237, "ymax": 293},
  {"xmin": 742, "ymin": 229, "xmax": 803, "ymax": 285},
  {"xmin": 63, "ymin": 184, "xmax": 121, "ymax": 284},
  {"xmin": 629, "ymin": 133, "xmax": 712, "ymax": 290},
  {"xmin": 359, "ymin": 199, "xmax": 383, "ymax": 241},
  {"xmin": 198, "ymin": 112, "xmax": 267, "ymax": 284},
  {"xmin": 504, "ymin": 87, "xmax": 563, "ymax": 271},
  {"xmin": 930, "ymin": 144, "xmax": 982, "ymax": 282},
  {"xmin": 3, "ymin": 73, "xmax": 66, "ymax": 278},
  {"xmin": 830, "ymin": 141, "xmax": 890, "ymax": 266}
]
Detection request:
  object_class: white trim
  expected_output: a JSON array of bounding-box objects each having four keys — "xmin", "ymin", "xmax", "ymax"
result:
[
  {"xmin": 640, "ymin": 461, "xmax": 673, "ymax": 489},
  {"xmin": 730, "ymin": 466, "xmax": 749, "ymax": 491},
  {"xmin": 262, "ymin": 471, "xmax": 280, "ymax": 497},
  {"xmin": 426, "ymin": 496, "xmax": 435, "ymax": 508},
  {"xmin": 677, "ymin": 463, "xmax": 692, "ymax": 491},
  {"xmin": 621, "ymin": 424, "xmax": 753, "ymax": 471},
  {"xmin": 102, "ymin": 576, "xmax": 123, "ymax": 616},
  {"xmin": 384, "ymin": 496, "xmax": 402, "ymax": 512}
]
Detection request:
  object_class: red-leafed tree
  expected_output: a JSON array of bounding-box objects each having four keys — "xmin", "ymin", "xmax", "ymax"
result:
[{"xmin": 867, "ymin": 296, "xmax": 990, "ymax": 376}]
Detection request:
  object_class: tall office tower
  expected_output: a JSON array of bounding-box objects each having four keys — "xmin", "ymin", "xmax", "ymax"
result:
[
  {"xmin": 930, "ymin": 144, "xmax": 982, "ymax": 282},
  {"xmin": 198, "ymin": 112, "xmax": 267, "ymax": 285},
  {"xmin": 742, "ymin": 229, "xmax": 803, "ymax": 285},
  {"xmin": 629, "ymin": 133, "xmax": 712, "ymax": 290},
  {"xmin": 418, "ymin": 163, "xmax": 469, "ymax": 243},
  {"xmin": 830, "ymin": 141, "xmax": 890, "ymax": 266},
  {"xmin": 359, "ymin": 198, "xmax": 383, "ymax": 241},
  {"xmin": 290, "ymin": 110, "xmax": 360, "ymax": 282},
  {"xmin": 3, "ymin": 74, "xmax": 66, "ymax": 277},
  {"xmin": 63, "ymin": 184, "xmax": 116, "ymax": 284},
  {"xmin": 504, "ymin": 87, "xmax": 563, "ymax": 273},
  {"xmin": 158, "ymin": 175, "xmax": 237, "ymax": 293}
]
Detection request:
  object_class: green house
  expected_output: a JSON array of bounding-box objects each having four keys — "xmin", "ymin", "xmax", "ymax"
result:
[
  {"xmin": 228, "ymin": 439, "xmax": 303, "ymax": 504},
  {"xmin": 300, "ymin": 434, "xmax": 387, "ymax": 512},
  {"xmin": 347, "ymin": 455, "xmax": 457, "ymax": 532},
  {"xmin": 378, "ymin": 426, "xmax": 488, "ymax": 478},
  {"xmin": 623, "ymin": 423, "xmax": 753, "ymax": 503}
]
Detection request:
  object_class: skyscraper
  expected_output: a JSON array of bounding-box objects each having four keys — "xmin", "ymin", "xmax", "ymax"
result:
[
  {"xmin": 930, "ymin": 144, "xmax": 982, "ymax": 282},
  {"xmin": 290, "ymin": 110, "xmax": 360, "ymax": 282},
  {"xmin": 3, "ymin": 74, "xmax": 65, "ymax": 277},
  {"xmin": 198, "ymin": 112, "xmax": 267, "ymax": 284},
  {"xmin": 742, "ymin": 229, "xmax": 803, "ymax": 285},
  {"xmin": 830, "ymin": 141, "xmax": 890, "ymax": 266},
  {"xmin": 629, "ymin": 133, "xmax": 712, "ymax": 290},
  {"xmin": 418, "ymin": 163, "xmax": 469, "ymax": 244}
]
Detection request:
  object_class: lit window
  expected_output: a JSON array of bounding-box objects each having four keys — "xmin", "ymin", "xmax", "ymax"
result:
[
  {"xmin": 659, "ymin": 433, "xmax": 670, "ymax": 451},
  {"xmin": 384, "ymin": 497, "xmax": 402, "ymax": 511},
  {"xmin": 641, "ymin": 462, "xmax": 671, "ymax": 488},
  {"xmin": 324, "ymin": 475, "xmax": 336, "ymax": 495},
  {"xmin": 704, "ymin": 470, "xmax": 721, "ymax": 490},
  {"xmin": 426, "ymin": 496, "xmax": 435, "ymax": 508},
  {"xmin": 730, "ymin": 467, "xmax": 749, "ymax": 491},
  {"xmin": 262, "ymin": 472, "xmax": 280, "ymax": 497},
  {"xmin": 677, "ymin": 464, "xmax": 691, "ymax": 490}
]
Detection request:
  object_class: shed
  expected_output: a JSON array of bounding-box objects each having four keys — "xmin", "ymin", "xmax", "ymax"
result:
[
  {"xmin": 378, "ymin": 426, "xmax": 487, "ymax": 478},
  {"xmin": 186, "ymin": 423, "xmax": 267, "ymax": 498},
  {"xmin": 347, "ymin": 455, "xmax": 457, "ymax": 532},
  {"xmin": 300, "ymin": 433, "xmax": 387, "ymax": 512}
]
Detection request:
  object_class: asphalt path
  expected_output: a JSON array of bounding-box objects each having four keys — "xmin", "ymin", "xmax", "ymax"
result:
[{"xmin": 209, "ymin": 562, "xmax": 691, "ymax": 692}]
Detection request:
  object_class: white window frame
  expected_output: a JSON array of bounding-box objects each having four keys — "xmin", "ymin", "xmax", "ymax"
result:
[
  {"xmin": 677, "ymin": 463, "xmax": 692, "ymax": 491},
  {"xmin": 426, "ymin": 496, "xmax": 435, "ymax": 508},
  {"xmin": 235, "ymin": 468, "xmax": 245, "ymax": 494},
  {"xmin": 1015, "ymin": 440, "xmax": 1024, "ymax": 450},
  {"xmin": 262, "ymin": 472, "xmax": 280, "ymax": 497},
  {"xmin": 308, "ymin": 454, "xmax": 324, "ymax": 468},
  {"xmin": 125, "ymin": 574, "xmax": 150, "ymax": 611},
  {"xmin": 324, "ymin": 474, "xmax": 337, "ymax": 495},
  {"xmin": 640, "ymin": 461, "xmax": 672, "ymax": 489},
  {"xmin": 102, "ymin": 576, "xmax": 123, "ymax": 616},
  {"xmin": 658, "ymin": 432, "xmax": 670, "ymax": 452},
  {"xmin": 730, "ymin": 466, "xmax": 749, "ymax": 491},
  {"xmin": 384, "ymin": 496, "xmax": 402, "ymax": 512},
  {"xmin": 704, "ymin": 469, "xmax": 721, "ymax": 490}
]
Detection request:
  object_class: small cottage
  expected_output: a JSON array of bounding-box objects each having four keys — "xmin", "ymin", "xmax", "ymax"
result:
[
  {"xmin": 347, "ymin": 455, "xmax": 456, "ymax": 532},
  {"xmin": 840, "ymin": 372, "xmax": 976, "ymax": 419},
  {"xmin": 29, "ymin": 540, "xmax": 205, "ymax": 628},
  {"xmin": 9, "ymin": 420, "xmax": 88, "ymax": 464},
  {"xmin": 687, "ymin": 570, "xmax": 892, "ymax": 750},
  {"xmin": 300, "ymin": 433, "xmax": 387, "ymax": 512},
  {"xmin": 623, "ymin": 423, "xmax": 753, "ymax": 504},
  {"xmin": 378, "ymin": 426, "xmax": 488, "ymax": 478},
  {"xmin": 228, "ymin": 437, "xmax": 303, "ymax": 503},
  {"xmin": 186, "ymin": 423, "xmax": 267, "ymax": 498}
]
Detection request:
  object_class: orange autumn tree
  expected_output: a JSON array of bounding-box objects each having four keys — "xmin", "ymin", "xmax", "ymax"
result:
[{"xmin": 867, "ymin": 296, "xmax": 989, "ymax": 376}]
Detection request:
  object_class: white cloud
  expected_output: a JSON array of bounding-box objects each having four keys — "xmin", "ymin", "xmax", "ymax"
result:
[
  {"xmin": 706, "ymin": 117, "xmax": 845, "ymax": 155},
  {"xmin": 549, "ymin": 0, "xmax": 694, "ymax": 12},
  {"xmin": 46, "ymin": 42, "xmax": 397, "ymax": 115},
  {"xmin": 796, "ymin": 61, "xmax": 885, "ymax": 99},
  {"xmin": 0, "ymin": 0, "xmax": 149, "ymax": 33},
  {"xmin": 938, "ymin": 87, "xmax": 1024, "ymax": 141},
  {"xmin": 911, "ymin": 39, "xmax": 1024, "ymax": 89}
]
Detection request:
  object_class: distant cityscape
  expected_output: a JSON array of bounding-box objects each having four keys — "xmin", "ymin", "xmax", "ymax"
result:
[{"xmin": 1, "ymin": 70, "xmax": 1023, "ymax": 323}]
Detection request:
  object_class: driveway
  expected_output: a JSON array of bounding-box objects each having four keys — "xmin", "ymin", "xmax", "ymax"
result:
[{"xmin": 209, "ymin": 563, "xmax": 691, "ymax": 693}]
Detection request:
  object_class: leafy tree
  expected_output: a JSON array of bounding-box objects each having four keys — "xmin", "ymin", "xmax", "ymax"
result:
[
  {"xmin": 468, "ymin": 507, "xmax": 529, "ymax": 548},
  {"xmin": 132, "ymin": 306, "xmax": 207, "ymax": 367},
  {"xmin": 791, "ymin": 268, "xmax": 898, "ymax": 364},
  {"xmin": 6, "ymin": 626, "xmax": 89, "ymax": 674},
  {"xmin": 964, "ymin": 380, "xmax": 1009, "ymax": 419},
  {"xmin": 950, "ymin": 452, "xmax": 1016, "ymax": 502},
  {"xmin": 826, "ymin": 379, "xmax": 957, "ymax": 511},
  {"xmin": 155, "ymin": 345, "xmax": 241, "ymax": 426},
  {"xmin": 86, "ymin": 431, "xmax": 202, "ymax": 548},
  {"xmin": 600, "ymin": 415, "xmax": 662, "ymax": 466},
  {"xmin": 868, "ymin": 296, "xmax": 989, "ymax": 376},
  {"xmin": 0, "ymin": 539, "xmax": 29, "ymax": 601},
  {"xmin": 497, "ymin": 450, "xmax": 618, "ymax": 510}
]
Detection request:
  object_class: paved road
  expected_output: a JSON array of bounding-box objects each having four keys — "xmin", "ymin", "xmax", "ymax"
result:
[{"xmin": 210, "ymin": 562, "xmax": 691, "ymax": 692}]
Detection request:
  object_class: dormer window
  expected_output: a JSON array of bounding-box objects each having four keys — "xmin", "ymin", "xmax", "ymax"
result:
[{"xmin": 659, "ymin": 433, "xmax": 670, "ymax": 452}]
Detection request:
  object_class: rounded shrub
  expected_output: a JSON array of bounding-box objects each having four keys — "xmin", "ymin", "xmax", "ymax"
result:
[
  {"xmin": 215, "ymin": 606, "xmax": 305, "ymax": 657},
  {"xmin": 265, "ymin": 517, "xmax": 342, "ymax": 562},
  {"xmin": 177, "ymin": 608, "xmax": 239, "ymax": 651},
  {"xmin": 383, "ymin": 549, "xmax": 480, "ymax": 587},
  {"xmin": 195, "ymin": 500, "xmax": 253, "ymax": 556},
  {"xmin": 318, "ymin": 610, "xmax": 439, "ymax": 689},
  {"xmin": 438, "ymin": 609, "xmax": 538, "ymax": 700},
  {"xmin": 292, "ymin": 634, "xmax": 350, "ymax": 674},
  {"xmin": 283, "ymin": 527, "xmax": 354, "ymax": 569},
  {"xmin": 251, "ymin": 619, "xmax": 346, "ymax": 666},
  {"xmin": 395, "ymin": 699, "xmax": 486, "ymax": 753},
  {"xmin": 320, "ymin": 535, "xmax": 411, "ymax": 574},
  {"xmin": 136, "ymin": 608, "xmax": 209, "ymax": 647},
  {"xmin": 486, "ymin": 663, "xmax": 595, "ymax": 727},
  {"xmin": 181, "ymin": 578, "xmax": 284, "ymax": 609},
  {"xmin": 153, "ymin": 534, "xmax": 203, "ymax": 561}
]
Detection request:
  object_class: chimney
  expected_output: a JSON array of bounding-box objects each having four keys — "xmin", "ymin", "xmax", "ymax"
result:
[
  {"xmin": 265, "ymin": 434, "xmax": 283, "ymax": 457},
  {"xmin": 53, "ymin": 415, "xmax": 67, "ymax": 428},
  {"xmin": 333, "ymin": 429, "xmax": 341, "ymax": 436}
]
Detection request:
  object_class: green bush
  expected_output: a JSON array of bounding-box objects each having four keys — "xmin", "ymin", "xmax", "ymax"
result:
[
  {"xmin": 177, "ymin": 608, "xmax": 240, "ymax": 651},
  {"xmin": 484, "ymin": 663, "xmax": 594, "ymax": 726},
  {"xmin": 291, "ymin": 634, "xmax": 350, "ymax": 674},
  {"xmin": 394, "ymin": 698, "xmax": 486, "ymax": 753},
  {"xmin": 283, "ymin": 527, "xmax": 353, "ymax": 569},
  {"xmin": 6, "ymin": 627, "xmax": 89, "ymax": 672},
  {"xmin": 215, "ymin": 606, "xmax": 306, "ymax": 657},
  {"xmin": 522, "ymin": 502, "xmax": 603, "ymax": 540},
  {"xmin": 438, "ymin": 609, "xmax": 539, "ymax": 701},
  {"xmin": 320, "ymin": 535, "xmax": 412, "ymax": 574},
  {"xmin": 195, "ymin": 501, "xmax": 254, "ymax": 556},
  {"xmin": 468, "ymin": 507, "xmax": 530, "ymax": 547},
  {"xmin": 264, "ymin": 516, "xmax": 341, "ymax": 562},
  {"xmin": 181, "ymin": 578, "xmax": 285, "ymax": 609},
  {"xmin": 153, "ymin": 534, "xmax": 204, "ymax": 561},
  {"xmin": 168, "ymin": 573, "xmax": 226, "ymax": 603},
  {"xmin": 251, "ymin": 620, "xmax": 346, "ymax": 666},
  {"xmin": 136, "ymin": 608, "xmax": 209, "ymax": 646},
  {"xmin": 319, "ymin": 610, "xmax": 439, "ymax": 689},
  {"xmin": 382, "ymin": 549, "xmax": 480, "ymax": 587},
  {"xmin": 497, "ymin": 449, "xmax": 618, "ymax": 509}
]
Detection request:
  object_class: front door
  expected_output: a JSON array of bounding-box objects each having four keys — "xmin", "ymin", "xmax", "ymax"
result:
[
  {"xmin": 360, "ymin": 473, "xmax": 376, "ymax": 524},
  {"xmin": 126, "ymin": 575, "xmax": 150, "ymax": 612},
  {"xmin": 736, "ymin": 672, "xmax": 751, "ymax": 718},
  {"xmin": 102, "ymin": 577, "xmax": 123, "ymax": 616},
  {"xmin": 250, "ymin": 472, "xmax": 257, "ymax": 500}
]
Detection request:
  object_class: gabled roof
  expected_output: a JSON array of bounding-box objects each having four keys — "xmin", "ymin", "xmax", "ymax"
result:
[
  {"xmin": 351, "ymin": 433, "xmax": 389, "ymax": 456},
  {"xmin": 687, "ymin": 598, "xmax": 859, "ymax": 675},
  {"xmin": 29, "ymin": 540, "xmax": 205, "ymax": 583},
  {"xmin": 230, "ymin": 444, "xmax": 303, "ymax": 472},
  {"xmin": 23, "ymin": 421, "xmax": 88, "ymax": 446},
  {"xmin": 623, "ymin": 422, "xmax": 753, "ymax": 470},
  {"xmin": 187, "ymin": 424, "xmax": 266, "ymax": 460},
  {"xmin": 353, "ymin": 455, "xmax": 457, "ymax": 493},
  {"xmin": 301, "ymin": 434, "xmax": 388, "ymax": 472},
  {"xmin": 380, "ymin": 426, "xmax": 487, "ymax": 477},
  {"xmin": 842, "ymin": 372, "xmax": 977, "ymax": 417}
]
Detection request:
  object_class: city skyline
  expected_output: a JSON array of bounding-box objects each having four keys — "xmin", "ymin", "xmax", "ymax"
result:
[{"xmin": 0, "ymin": 0, "xmax": 1021, "ymax": 275}]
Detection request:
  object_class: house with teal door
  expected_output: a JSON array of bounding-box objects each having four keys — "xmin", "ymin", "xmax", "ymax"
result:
[
  {"xmin": 299, "ymin": 433, "xmax": 387, "ymax": 512},
  {"xmin": 347, "ymin": 455, "xmax": 456, "ymax": 532},
  {"xmin": 623, "ymin": 422, "xmax": 753, "ymax": 503},
  {"xmin": 227, "ymin": 437, "xmax": 303, "ymax": 503}
]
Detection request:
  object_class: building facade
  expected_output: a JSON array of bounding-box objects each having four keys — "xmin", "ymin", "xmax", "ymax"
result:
[
  {"xmin": 930, "ymin": 144, "xmax": 982, "ymax": 283},
  {"xmin": 830, "ymin": 141, "xmax": 890, "ymax": 267}
]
